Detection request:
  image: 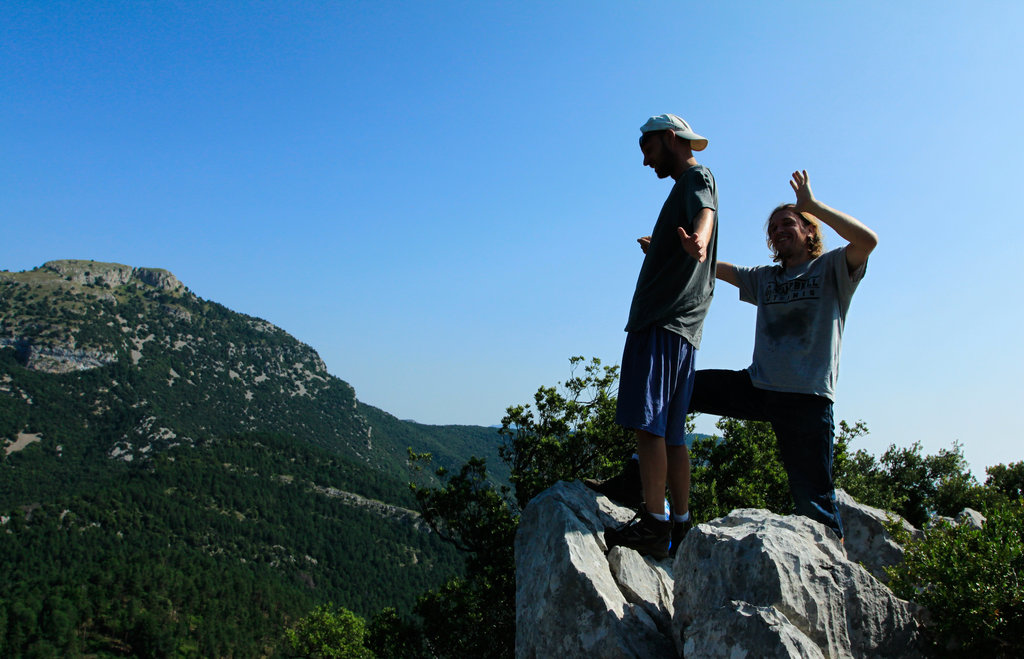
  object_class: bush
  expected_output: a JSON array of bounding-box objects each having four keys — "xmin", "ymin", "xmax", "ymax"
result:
[
  {"xmin": 886, "ymin": 502, "xmax": 1024, "ymax": 657},
  {"xmin": 285, "ymin": 604, "xmax": 374, "ymax": 659},
  {"xmin": 833, "ymin": 430, "xmax": 994, "ymax": 528}
]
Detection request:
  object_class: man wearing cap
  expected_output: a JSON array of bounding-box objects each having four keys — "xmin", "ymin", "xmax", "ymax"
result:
[
  {"xmin": 601, "ymin": 114, "xmax": 718, "ymax": 559},
  {"xmin": 593, "ymin": 169, "xmax": 878, "ymax": 545}
]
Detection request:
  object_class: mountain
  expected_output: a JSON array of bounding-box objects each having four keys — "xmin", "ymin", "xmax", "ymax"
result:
[{"xmin": 0, "ymin": 260, "xmax": 505, "ymax": 657}]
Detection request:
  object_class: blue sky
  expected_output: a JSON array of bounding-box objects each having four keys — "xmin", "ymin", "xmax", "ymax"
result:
[{"xmin": 3, "ymin": 2, "xmax": 1022, "ymax": 478}]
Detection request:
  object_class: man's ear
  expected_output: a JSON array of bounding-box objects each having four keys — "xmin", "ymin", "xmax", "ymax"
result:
[{"xmin": 667, "ymin": 131, "xmax": 692, "ymax": 156}]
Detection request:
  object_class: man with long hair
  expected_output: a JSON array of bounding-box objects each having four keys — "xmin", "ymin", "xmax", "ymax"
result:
[{"xmin": 693, "ymin": 170, "xmax": 877, "ymax": 540}]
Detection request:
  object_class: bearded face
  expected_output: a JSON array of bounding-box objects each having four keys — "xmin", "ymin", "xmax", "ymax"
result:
[{"xmin": 640, "ymin": 132, "xmax": 675, "ymax": 179}]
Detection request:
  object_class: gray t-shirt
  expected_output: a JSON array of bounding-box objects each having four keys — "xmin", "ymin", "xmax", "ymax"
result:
[
  {"xmin": 624, "ymin": 164, "xmax": 718, "ymax": 348},
  {"xmin": 733, "ymin": 247, "xmax": 866, "ymax": 401}
]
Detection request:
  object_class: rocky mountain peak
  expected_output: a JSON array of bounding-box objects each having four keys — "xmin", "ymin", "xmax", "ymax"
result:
[
  {"xmin": 0, "ymin": 260, "xmax": 197, "ymax": 374},
  {"xmin": 41, "ymin": 259, "xmax": 185, "ymax": 293},
  {"xmin": 0, "ymin": 258, "xmax": 501, "ymax": 479}
]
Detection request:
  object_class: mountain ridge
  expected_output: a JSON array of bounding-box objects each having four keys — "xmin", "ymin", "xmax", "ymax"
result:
[
  {"xmin": 0, "ymin": 258, "xmax": 504, "ymax": 478},
  {"xmin": 0, "ymin": 258, "xmax": 505, "ymax": 656}
]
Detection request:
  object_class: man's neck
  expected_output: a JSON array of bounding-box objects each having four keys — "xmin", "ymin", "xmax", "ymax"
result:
[
  {"xmin": 781, "ymin": 251, "xmax": 812, "ymax": 269},
  {"xmin": 670, "ymin": 156, "xmax": 699, "ymax": 181}
]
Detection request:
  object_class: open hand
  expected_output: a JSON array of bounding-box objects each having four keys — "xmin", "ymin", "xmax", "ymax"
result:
[
  {"xmin": 677, "ymin": 227, "xmax": 707, "ymax": 263},
  {"xmin": 790, "ymin": 170, "xmax": 815, "ymax": 212}
]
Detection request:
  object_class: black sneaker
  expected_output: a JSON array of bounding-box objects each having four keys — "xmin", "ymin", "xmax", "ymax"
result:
[
  {"xmin": 584, "ymin": 458, "xmax": 643, "ymax": 508},
  {"xmin": 669, "ymin": 518, "xmax": 692, "ymax": 558},
  {"xmin": 604, "ymin": 508, "xmax": 672, "ymax": 559}
]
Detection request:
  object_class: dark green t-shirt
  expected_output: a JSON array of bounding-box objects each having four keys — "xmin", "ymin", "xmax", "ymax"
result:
[{"xmin": 624, "ymin": 164, "xmax": 718, "ymax": 348}]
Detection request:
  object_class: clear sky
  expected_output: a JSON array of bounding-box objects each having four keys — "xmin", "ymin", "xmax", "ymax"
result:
[{"xmin": 3, "ymin": 2, "xmax": 1022, "ymax": 478}]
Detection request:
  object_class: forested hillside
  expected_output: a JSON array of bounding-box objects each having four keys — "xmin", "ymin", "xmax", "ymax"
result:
[{"xmin": 0, "ymin": 260, "xmax": 503, "ymax": 656}]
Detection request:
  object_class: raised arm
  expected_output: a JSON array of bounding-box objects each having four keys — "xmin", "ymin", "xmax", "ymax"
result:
[{"xmin": 790, "ymin": 170, "xmax": 878, "ymax": 273}]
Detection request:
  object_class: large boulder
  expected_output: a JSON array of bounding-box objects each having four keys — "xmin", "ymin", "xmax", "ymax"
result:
[
  {"xmin": 682, "ymin": 600, "xmax": 827, "ymax": 658},
  {"xmin": 674, "ymin": 509, "xmax": 923, "ymax": 658},
  {"xmin": 516, "ymin": 481, "xmax": 925, "ymax": 658},
  {"xmin": 515, "ymin": 481, "xmax": 675, "ymax": 658},
  {"xmin": 835, "ymin": 488, "xmax": 921, "ymax": 583},
  {"xmin": 956, "ymin": 508, "xmax": 986, "ymax": 529}
]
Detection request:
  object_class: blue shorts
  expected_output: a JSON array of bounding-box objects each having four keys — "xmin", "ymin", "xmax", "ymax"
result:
[{"xmin": 615, "ymin": 326, "xmax": 696, "ymax": 446}]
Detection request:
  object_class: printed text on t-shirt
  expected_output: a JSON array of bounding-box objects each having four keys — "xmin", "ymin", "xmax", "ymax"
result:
[{"xmin": 763, "ymin": 276, "xmax": 821, "ymax": 304}]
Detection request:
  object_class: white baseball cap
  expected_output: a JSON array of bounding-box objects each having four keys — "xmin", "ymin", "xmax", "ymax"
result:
[{"xmin": 639, "ymin": 114, "xmax": 708, "ymax": 151}]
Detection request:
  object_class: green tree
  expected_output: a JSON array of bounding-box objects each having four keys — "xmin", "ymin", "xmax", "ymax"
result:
[
  {"xmin": 366, "ymin": 608, "xmax": 427, "ymax": 659},
  {"xmin": 832, "ymin": 420, "xmax": 906, "ymax": 513},
  {"xmin": 986, "ymin": 461, "xmax": 1024, "ymax": 501},
  {"xmin": 127, "ymin": 611, "xmax": 176, "ymax": 659},
  {"xmin": 399, "ymin": 453, "xmax": 518, "ymax": 657},
  {"xmin": 498, "ymin": 356, "xmax": 632, "ymax": 505},
  {"xmin": 843, "ymin": 440, "xmax": 985, "ymax": 527},
  {"xmin": 369, "ymin": 357, "xmax": 626, "ymax": 658},
  {"xmin": 411, "ymin": 457, "xmax": 517, "ymax": 580},
  {"xmin": 286, "ymin": 604, "xmax": 374, "ymax": 659}
]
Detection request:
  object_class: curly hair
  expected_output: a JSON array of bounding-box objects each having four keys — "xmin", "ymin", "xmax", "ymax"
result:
[{"xmin": 764, "ymin": 203, "xmax": 824, "ymax": 264}]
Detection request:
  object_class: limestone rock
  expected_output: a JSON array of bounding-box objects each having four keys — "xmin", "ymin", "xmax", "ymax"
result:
[
  {"xmin": 836, "ymin": 488, "xmax": 920, "ymax": 583},
  {"xmin": 516, "ymin": 481, "xmax": 926, "ymax": 658},
  {"xmin": 930, "ymin": 508, "xmax": 986, "ymax": 532},
  {"xmin": 41, "ymin": 260, "xmax": 185, "ymax": 293},
  {"xmin": 515, "ymin": 481, "xmax": 674, "ymax": 658},
  {"xmin": 673, "ymin": 509, "xmax": 922, "ymax": 658},
  {"xmin": 606, "ymin": 546, "xmax": 674, "ymax": 635},
  {"xmin": 683, "ymin": 600, "xmax": 826, "ymax": 659},
  {"xmin": 0, "ymin": 338, "xmax": 118, "ymax": 374},
  {"xmin": 134, "ymin": 267, "xmax": 185, "ymax": 293},
  {"xmin": 44, "ymin": 260, "xmax": 134, "ymax": 287},
  {"xmin": 956, "ymin": 508, "xmax": 986, "ymax": 529}
]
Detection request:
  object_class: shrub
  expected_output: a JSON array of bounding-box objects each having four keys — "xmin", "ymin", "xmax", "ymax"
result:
[
  {"xmin": 689, "ymin": 418, "xmax": 790, "ymax": 522},
  {"xmin": 285, "ymin": 603, "xmax": 374, "ymax": 659},
  {"xmin": 885, "ymin": 502, "xmax": 1024, "ymax": 657}
]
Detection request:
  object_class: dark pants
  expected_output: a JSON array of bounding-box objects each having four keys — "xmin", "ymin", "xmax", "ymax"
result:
[{"xmin": 691, "ymin": 369, "xmax": 843, "ymax": 539}]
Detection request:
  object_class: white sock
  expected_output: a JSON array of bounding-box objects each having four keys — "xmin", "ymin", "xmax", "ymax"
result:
[
  {"xmin": 673, "ymin": 511, "xmax": 691, "ymax": 523},
  {"xmin": 649, "ymin": 511, "xmax": 669, "ymax": 522}
]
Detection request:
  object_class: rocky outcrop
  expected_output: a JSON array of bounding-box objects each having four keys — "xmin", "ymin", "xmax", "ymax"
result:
[
  {"xmin": 835, "ymin": 488, "xmax": 921, "ymax": 583},
  {"xmin": 313, "ymin": 485, "xmax": 428, "ymax": 530},
  {"xmin": 42, "ymin": 260, "xmax": 186, "ymax": 293},
  {"xmin": 682, "ymin": 600, "xmax": 827, "ymax": 658},
  {"xmin": 44, "ymin": 260, "xmax": 135, "ymax": 287},
  {"xmin": 515, "ymin": 481, "xmax": 675, "ymax": 658},
  {"xmin": 674, "ymin": 509, "xmax": 921, "ymax": 658},
  {"xmin": 134, "ymin": 267, "xmax": 185, "ymax": 293},
  {"xmin": 929, "ymin": 507, "xmax": 987, "ymax": 533},
  {"xmin": 0, "ymin": 338, "xmax": 118, "ymax": 374},
  {"xmin": 515, "ymin": 481, "xmax": 924, "ymax": 658}
]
